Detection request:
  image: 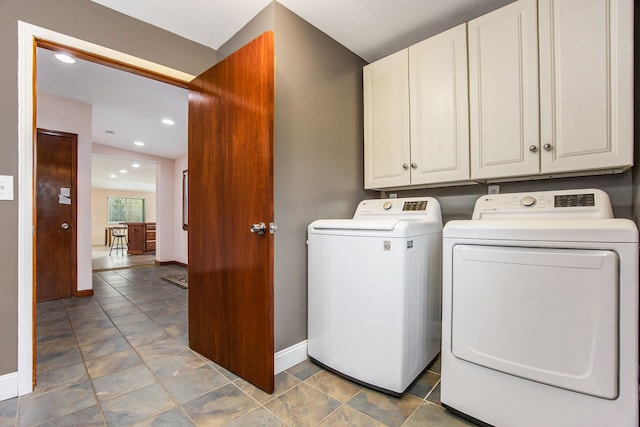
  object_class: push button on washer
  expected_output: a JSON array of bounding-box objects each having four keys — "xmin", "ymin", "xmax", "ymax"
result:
[{"xmin": 520, "ymin": 196, "xmax": 537, "ymax": 208}]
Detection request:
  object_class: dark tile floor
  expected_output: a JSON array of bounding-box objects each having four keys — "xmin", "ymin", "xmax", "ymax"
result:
[
  {"xmin": 0, "ymin": 264, "xmax": 475, "ymax": 426},
  {"xmin": 92, "ymin": 245, "xmax": 157, "ymax": 271}
]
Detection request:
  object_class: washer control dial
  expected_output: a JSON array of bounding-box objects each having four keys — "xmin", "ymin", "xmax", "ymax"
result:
[
  {"xmin": 382, "ymin": 202, "xmax": 393, "ymax": 210},
  {"xmin": 520, "ymin": 196, "xmax": 537, "ymax": 208}
]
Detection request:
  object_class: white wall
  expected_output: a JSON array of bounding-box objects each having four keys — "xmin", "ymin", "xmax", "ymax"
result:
[
  {"xmin": 92, "ymin": 143, "xmax": 178, "ymax": 263},
  {"xmin": 36, "ymin": 92, "xmax": 93, "ymax": 291},
  {"xmin": 174, "ymin": 155, "xmax": 188, "ymax": 264}
]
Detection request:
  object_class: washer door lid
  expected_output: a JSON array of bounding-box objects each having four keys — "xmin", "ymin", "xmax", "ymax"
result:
[{"xmin": 451, "ymin": 245, "xmax": 618, "ymax": 399}]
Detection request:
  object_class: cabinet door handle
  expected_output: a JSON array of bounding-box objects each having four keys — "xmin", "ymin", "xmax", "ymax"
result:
[
  {"xmin": 411, "ymin": 162, "xmax": 418, "ymax": 169},
  {"xmin": 402, "ymin": 163, "xmax": 409, "ymax": 170},
  {"xmin": 529, "ymin": 145, "xmax": 538, "ymax": 153},
  {"xmin": 543, "ymin": 143, "xmax": 552, "ymax": 151}
]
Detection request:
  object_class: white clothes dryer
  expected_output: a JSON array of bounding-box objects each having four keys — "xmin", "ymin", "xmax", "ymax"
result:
[
  {"xmin": 307, "ymin": 197, "xmax": 442, "ymax": 395},
  {"xmin": 441, "ymin": 188, "xmax": 638, "ymax": 427}
]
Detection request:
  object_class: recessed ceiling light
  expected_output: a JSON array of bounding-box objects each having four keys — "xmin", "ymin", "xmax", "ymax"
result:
[
  {"xmin": 162, "ymin": 118, "xmax": 175, "ymax": 126},
  {"xmin": 54, "ymin": 53, "xmax": 76, "ymax": 64},
  {"xmin": 131, "ymin": 163, "xmax": 140, "ymax": 168},
  {"xmin": 119, "ymin": 169, "xmax": 128, "ymax": 174},
  {"xmin": 134, "ymin": 141, "xmax": 145, "ymax": 146},
  {"xmin": 109, "ymin": 174, "xmax": 117, "ymax": 178}
]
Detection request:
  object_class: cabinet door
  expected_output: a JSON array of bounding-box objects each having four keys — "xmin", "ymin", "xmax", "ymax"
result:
[
  {"xmin": 469, "ymin": 0, "xmax": 539, "ymax": 180},
  {"xmin": 409, "ymin": 24, "xmax": 469, "ymax": 185},
  {"xmin": 539, "ymin": 0, "xmax": 633, "ymax": 173},
  {"xmin": 364, "ymin": 50, "xmax": 410, "ymax": 189}
]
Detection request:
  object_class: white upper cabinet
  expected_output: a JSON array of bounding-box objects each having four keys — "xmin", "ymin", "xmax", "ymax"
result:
[
  {"xmin": 468, "ymin": 0, "xmax": 540, "ymax": 180},
  {"xmin": 364, "ymin": 0, "xmax": 633, "ymax": 188},
  {"xmin": 363, "ymin": 50, "xmax": 410, "ymax": 189},
  {"xmin": 364, "ymin": 25, "xmax": 469, "ymax": 189},
  {"xmin": 409, "ymin": 24, "xmax": 469, "ymax": 185},
  {"xmin": 538, "ymin": 0, "xmax": 633, "ymax": 173}
]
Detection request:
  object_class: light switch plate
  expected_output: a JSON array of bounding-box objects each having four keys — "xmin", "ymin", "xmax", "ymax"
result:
[{"xmin": 0, "ymin": 175, "xmax": 14, "ymax": 200}]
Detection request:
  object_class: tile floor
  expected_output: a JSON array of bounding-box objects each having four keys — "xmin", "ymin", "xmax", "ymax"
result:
[
  {"xmin": 92, "ymin": 245, "xmax": 157, "ymax": 271},
  {"xmin": 0, "ymin": 265, "xmax": 475, "ymax": 426}
]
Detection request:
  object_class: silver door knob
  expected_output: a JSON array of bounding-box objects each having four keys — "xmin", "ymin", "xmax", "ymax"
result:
[
  {"xmin": 402, "ymin": 163, "xmax": 409, "ymax": 170},
  {"xmin": 61, "ymin": 223, "xmax": 69, "ymax": 230},
  {"xmin": 543, "ymin": 143, "xmax": 552, "ymax": 151},
  {"xmin": 250, "ymin": 222, "xmax": 266, "ymax": 235},
  {"xmin": 411, "ymin": 162, "xmax": 418, "ymax": 169},
  {"xmin": 529, "ymin": 145, "xmax": 538, "ymax": 153},
  {"xmin": 269, "ymin": 223, "xmax": 278, "ymax": 234}
]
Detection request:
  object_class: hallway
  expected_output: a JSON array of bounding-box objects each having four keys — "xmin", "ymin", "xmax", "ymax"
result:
[
  {"xmin": 0, "ymin": 265, "xmax": 467, "ymax": 426},
  {"xmin": 91, "ymin": 245, "xmax": 157, "ymax": 271}
]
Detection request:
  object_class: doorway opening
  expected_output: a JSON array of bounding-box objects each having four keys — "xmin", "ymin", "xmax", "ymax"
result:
[{"xmin": 31, "ymin": 37, "xmax": 189, "ymax": 389}]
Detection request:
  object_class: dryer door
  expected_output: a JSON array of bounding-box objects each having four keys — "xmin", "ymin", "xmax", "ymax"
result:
[{"xmin": 451, "ymin": 245, "xmax": 618, "ymax": 399}]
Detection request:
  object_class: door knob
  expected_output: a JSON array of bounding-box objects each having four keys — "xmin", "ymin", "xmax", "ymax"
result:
[
  {"xmin": 61, "ymin": 223, "xmax": 69, "ymax": 230},
  {"xmin": 250, "ymin": 222, "xmax": 266, "ymax": 235},
  {"xmin": 543, "ymin": 143, "xmax": 552, "ymax": 151},
  {"xmin": 402, "ymin": 163, "xmax": 409, "ymax": 170},
  {"xmin": 529, "ymin": 145, "xmax": 538, "ymax": 153},
  {"xmin": 411, "ymin": 162, "xmax": 418, "ymax": 169}
]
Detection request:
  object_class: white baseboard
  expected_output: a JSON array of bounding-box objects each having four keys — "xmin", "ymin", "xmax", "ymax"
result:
[
  {"xmin": 274, "ymin": 340, "xmax": 308, "ymax": 374},
  {"xmin": 0, "ymin": 372, "xmax": 18, "ymax": 401}
]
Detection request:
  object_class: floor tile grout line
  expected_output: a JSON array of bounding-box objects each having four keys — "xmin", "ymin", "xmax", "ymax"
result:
[
  {"xmin": 423, "ymin": 378, "xmax": 440, "ymax": 403},
  {"xmin": 25, "ymin": 302, "xmax": 107, "ymax": 426},
  {"xmin": 90, "ymin": 272, "xmax": 201, "ymax": 426},
  {"xmin": 66, "ymin": 296, "xmax": 118, "ymax": 427},
  {"xmin": 300, "ymin": 372, "xmax": 362, "ymax": 407},
  {"xmin": 94, "ymin": 278, "xmax": 189, "ymax": 425}
]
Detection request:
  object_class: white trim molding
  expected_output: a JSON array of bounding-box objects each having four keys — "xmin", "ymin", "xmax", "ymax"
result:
[
  {"xmin": 17, "ymin": 20, "xmax": 194, "ymax": 397},
  {"xmin": 0, "ymin": 372, "xmax": 18, "ymax": 402},
  {"xmin": 274, "ymin": 340, "xmax": 308, "ymax": 374}
]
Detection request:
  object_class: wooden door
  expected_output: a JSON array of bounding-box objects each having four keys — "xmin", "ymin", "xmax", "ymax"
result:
[
  {"xmin": 35, "ymin": 129, "xmax": 77, "ymax": 302},
  {"xmin": 188, "ymin": 32, "xmax": 275, "ymax": 393},
  {"xmin": 468, "ymin": 0, "xmax": 539, "ymax": 180}
]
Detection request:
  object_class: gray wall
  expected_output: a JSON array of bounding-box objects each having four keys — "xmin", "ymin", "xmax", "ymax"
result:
[
  {"xmin": 218, "ymin": 3, "xmax": 373, "ymax": 351},
  {"xmin": 390, "ymin": 172, "xmax": 633, "ymax": 225},
  {"xmin": 0, "ymin": 0, "xmax": 216, "ymax": 376}
]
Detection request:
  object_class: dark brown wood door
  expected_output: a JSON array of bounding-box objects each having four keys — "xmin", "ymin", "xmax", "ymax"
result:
[
  {"xmin": 188, "ymin": 32, "xmax": 275, "ymax": 392},
  {"xmin": 35, "ymin": 129, "xmax": 77, "ymax": 302}
]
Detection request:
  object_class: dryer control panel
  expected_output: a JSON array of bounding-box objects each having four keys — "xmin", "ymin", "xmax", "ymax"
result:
[{"xmin": 472, "ymin": 189, "xmax": 613, "ymax": 220}]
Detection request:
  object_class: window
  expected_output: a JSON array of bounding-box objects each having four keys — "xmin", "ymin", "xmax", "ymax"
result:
[{"xmin": 108, "ymin": 197, "xmax": 145, "ymax": 223}]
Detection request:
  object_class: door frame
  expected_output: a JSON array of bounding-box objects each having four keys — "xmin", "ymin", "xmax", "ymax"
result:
[
  {"xmin": 16, "ymin": 21, "xmax": 194, "ymax": 396},
  {"xmin": 35, "ymin": 128, "xmax": 79, "ymax": 301}
]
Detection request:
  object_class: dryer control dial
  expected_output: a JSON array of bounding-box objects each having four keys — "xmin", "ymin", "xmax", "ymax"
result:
[
  {"xmin": 383, "ymin": 202, "xmax": 393, "ymax": 210},
  {"xmin": 520, "ymin": 196, "xmax": 537, "ymax": 208}
]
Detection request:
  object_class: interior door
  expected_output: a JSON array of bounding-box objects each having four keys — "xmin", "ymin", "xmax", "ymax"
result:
[
  {"xmin": 35, "ymin": 129, "xmax": 77, "ymax": 302},
  {"xmin": 188, "ymin": 32, "xmax": 275, "ymax": 393}
]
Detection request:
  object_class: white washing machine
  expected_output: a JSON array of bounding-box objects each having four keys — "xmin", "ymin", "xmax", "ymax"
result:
[
  {"xmin": 441, "ymin": 188, "xmax": 639, "ymax": 427},
  {"xmin": 307, "ymin": 197, "xmax": 442, "ymax": 395}
]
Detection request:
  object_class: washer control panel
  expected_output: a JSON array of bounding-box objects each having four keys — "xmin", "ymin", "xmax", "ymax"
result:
[
  {"xmin": 472, "ymin": 189, "xmax": 612, "ymax": 220},
  {"xmin": 353, "ymin": 197, "xmax": 440, "ymax": 221}
]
